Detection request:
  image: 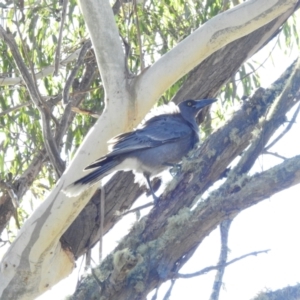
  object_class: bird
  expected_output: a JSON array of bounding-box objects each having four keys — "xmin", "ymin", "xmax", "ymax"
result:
[{"xmin": 63, "ymin": 98, "xmax": 217, "ymax": 202}]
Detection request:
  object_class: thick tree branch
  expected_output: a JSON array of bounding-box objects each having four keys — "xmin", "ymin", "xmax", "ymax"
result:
[
  {"xmin": 70, "ymin": 58, "xmax": 300, "ymax": 299},
  {"xmin": 60, "ymin": 3, "xmax": 300, "ymax": 262},
  {"xmin": 72, "ymin": 154, "xmax": 300, "ymax": 299},
  {"xmin": 78, "ymin": 0, "xmax": 126, "ymax": 97},
  {"xmin": 139, "ymin": 61, "xmax": 299, "ymax": 245},
  {"xmin": 136, "ymin": 0, "xmax": 298, "ymax": 111},
  {"xmin": 62, "ymin": 56, "xmax": 300, "ymax": 261},
  {"xmin": 171, "ymin": 7, "xmax": 296, "ymax": 109}
]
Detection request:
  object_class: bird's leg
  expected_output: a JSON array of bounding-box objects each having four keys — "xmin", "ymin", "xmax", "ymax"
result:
[
  {"xmin": 163, "ymin": 162, "xmax": 182, "ymax": 177},
  {"xmin": 145, "ymin": 174, "xmax": 159, "ymax": 204}
]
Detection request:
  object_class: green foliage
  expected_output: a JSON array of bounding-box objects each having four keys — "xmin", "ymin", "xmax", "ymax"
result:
[
  {"xmin": 0, "ymin": 0, "xmax": 95, "ymax": 208},
  {"xmin": 116, "ymin": 0, "xmax": 222, "ymax": 76}
]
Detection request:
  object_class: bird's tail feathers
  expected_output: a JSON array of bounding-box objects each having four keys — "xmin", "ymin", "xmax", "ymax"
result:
[
  {"xmin": 63, "ymin": 158, "xmax": 119, "ymax": 197},
  {"xmin": 84, "ymin": 156, "xmax": 107, "ymax": 170}
]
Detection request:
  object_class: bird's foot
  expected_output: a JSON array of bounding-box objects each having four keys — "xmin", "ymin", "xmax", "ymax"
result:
[
  {"xmin": 152, "ymin": 193, "xmax": 160, "ymax": 205},
  {"xmin": 163, "ymin": 162, "xmax": 182, "ymax": 177},
  {"xmin": 169, "ymin": 163, "xmax": 182, "ymax": 177}
]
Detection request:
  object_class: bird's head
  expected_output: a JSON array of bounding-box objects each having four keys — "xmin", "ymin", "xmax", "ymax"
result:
[{"xmin": 178, "ymin": 99, "xmax": 217, "ymax": 119}]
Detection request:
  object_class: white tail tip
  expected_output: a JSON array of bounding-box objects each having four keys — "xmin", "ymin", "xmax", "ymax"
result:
[{"xmin": 62, "ymin": 183, "xmax": 89, "ymax": 197}]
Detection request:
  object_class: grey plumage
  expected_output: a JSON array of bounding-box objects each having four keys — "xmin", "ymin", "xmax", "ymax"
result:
[{"xmin": 64, "ymin": 99, "xmax": 217, "ymax": 201}]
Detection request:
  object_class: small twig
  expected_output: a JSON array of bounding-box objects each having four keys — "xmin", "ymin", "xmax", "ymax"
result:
[
  {"xmin": 265, "ymin": 102, "xmax": 300, "ymax": 151},
  {"xmin": 150, "ymin": 287, "xmax": 159, "ymax": 300},
  {"xmin": 99, "ymin": 184, "xmax": 105, "ymax": 264},
  {"xmin": 42, "ymin": 111, "xmax": 65, "ymax": 177},
  {"xmin": 157, "ymin": 246, "xmax": 198, "ymax": 299},
  {"xmin": 0, "ymin": 181, "xmax": 19, "ymax": 208},
  {"xmin": 263, "ymin": 151, "xmax": 287, "ymax": 160},
  {"xmin": 0, "ymin": 102, "xmax": 31, "ymax": 117},
  {"xmin": 91, "ymin": 267, "xmax": 103, "ymax": 290},
  {"xmin": 0, "ymin": 42, "xmax": 92, "ymax": 86},
  {"xmin": 55, "ymin": 40, "xmax": 92, "ymax": 148},
  {"xmin": 176, "ymin": 249, "xmax": 270, "ymax": 279},
  {"xmin": 210, "ymin": 219, "xmax": 232, "ymax": 300},
  {"xmin": 162, "ymin": 279, "xmax": 176, "ymax": 300},
  {"xmin": 0, "ymin": 87, "xmax": 99, "ymax": 118},
  {"xmin": 62, "ymin": 40, "xmax": 92, "ymax": 105},
  {"xmin": 133, "ymin": 0, "xmax": 145, "ymax": 71},
  {"xmin": 71, "ymin": 106, "xmax": 100, "ymax": 118},
  {"xmin": 120, "ymin": 33, "xmax": 133, "ymax": 77},
  {"xmin": 85, "ymin": 248, "xmax": 91, "ymax": 271},
  {"xmin": 54, "ymin": 0, "xmax": 69, "ymax": 76},
  {"xmin": 121, "ymin": 201, "xmax": 154, "ymax": 217},
  {"xmin": 75, "ymin": 256, "xmax": 85, "ymax": 290},
  {"xmin": 0, "ymin": 238, "xmax": 9, "ymax": 248},
  {"xmin": 235, "ymin": 34, "xmax": 280, "ymax": 84}
]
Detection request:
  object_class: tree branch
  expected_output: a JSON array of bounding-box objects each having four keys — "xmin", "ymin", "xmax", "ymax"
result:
[
  {"xmin": 62, "ymin": 56, "xmax": 300, "ymax": 262},
  {"xmin": 54, "ymin": 0, "xmax": 69, "ymax": 76},
  {"xmin": 136, "ymin": 0, "xmax": 298, "ymax": 111},
  {"xmin": 0, "ymin": 101, "xmax": 31, "ymax": 117},
  {"xmin": 133, "ymin": 0, "xmax": 145, "ymax": 71},
  {"xmin": 265, "ymin": 102, "xmax": 300, "ymax": 151},
  {"xmin": 70, "ymin": 59, "xmax": 300, "ymax": 298},
  {"xmin": 55, "ymin": 40, "xmax": 93, "ymax": 147},
  {"xmin": 78, "ymin": 0, "xmax": 126, "ymax": 96},
  {"xmin": 233, "ymin": 57, "xmax": 300, "ymax": 175},
  {"xmin": 0, "ymin": 61, "xmax": 97, "ymax": 236},
  {"xmin": 62, "ymin": 40, "xmax": 92, "ymax": 106},
  {"xmin": 0, "ymin": 43, "xmax": 89, "ymax": 86},
  {"xmin": 0, "ymin": 25, "xmax": 65, "ymax": 176},
  {"xmin": 210, "ymin": 219, "xmax": 233, "ymax": 300},
  {"xmin": 176, "ymin": 249, "xmax": 270, "ymax": 279},
  {"xmin": 72, "ymin": 153, "xmax": 300, "ymax": 299}
]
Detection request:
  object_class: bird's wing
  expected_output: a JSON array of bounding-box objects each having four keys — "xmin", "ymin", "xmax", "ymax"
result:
[{"xmin": 107, "ymin": 115, "xmax": 192, "ymax": 156}]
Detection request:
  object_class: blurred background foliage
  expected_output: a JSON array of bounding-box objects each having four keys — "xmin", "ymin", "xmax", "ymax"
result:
[{"xmin": 0, "ymin": 0, "xmax": 299, "ymax": 237}]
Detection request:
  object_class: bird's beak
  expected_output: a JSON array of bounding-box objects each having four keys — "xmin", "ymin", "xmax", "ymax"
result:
[{"xmin": 194, "ymin": 98, "xmax": 217, "ymax": 109}]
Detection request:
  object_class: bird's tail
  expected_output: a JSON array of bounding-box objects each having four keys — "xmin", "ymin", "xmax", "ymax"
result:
[{"xmin": 63, "ymin": 157, "xmax": 120, "ymax": 197}]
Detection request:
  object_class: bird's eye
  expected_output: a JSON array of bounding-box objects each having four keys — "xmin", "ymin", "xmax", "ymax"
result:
[{"xmin": 187, "ymin": 101, "xmax": 192, "ymax": 106}]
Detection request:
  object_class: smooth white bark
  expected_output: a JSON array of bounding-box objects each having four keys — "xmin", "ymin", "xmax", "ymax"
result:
[
  {"xmin": 0, "ymin": 0, "xmax": 297, "ymax": 299},
  {"xmin": 136, "ymin": 0, "xmax": 297, "ymax": 112}
]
